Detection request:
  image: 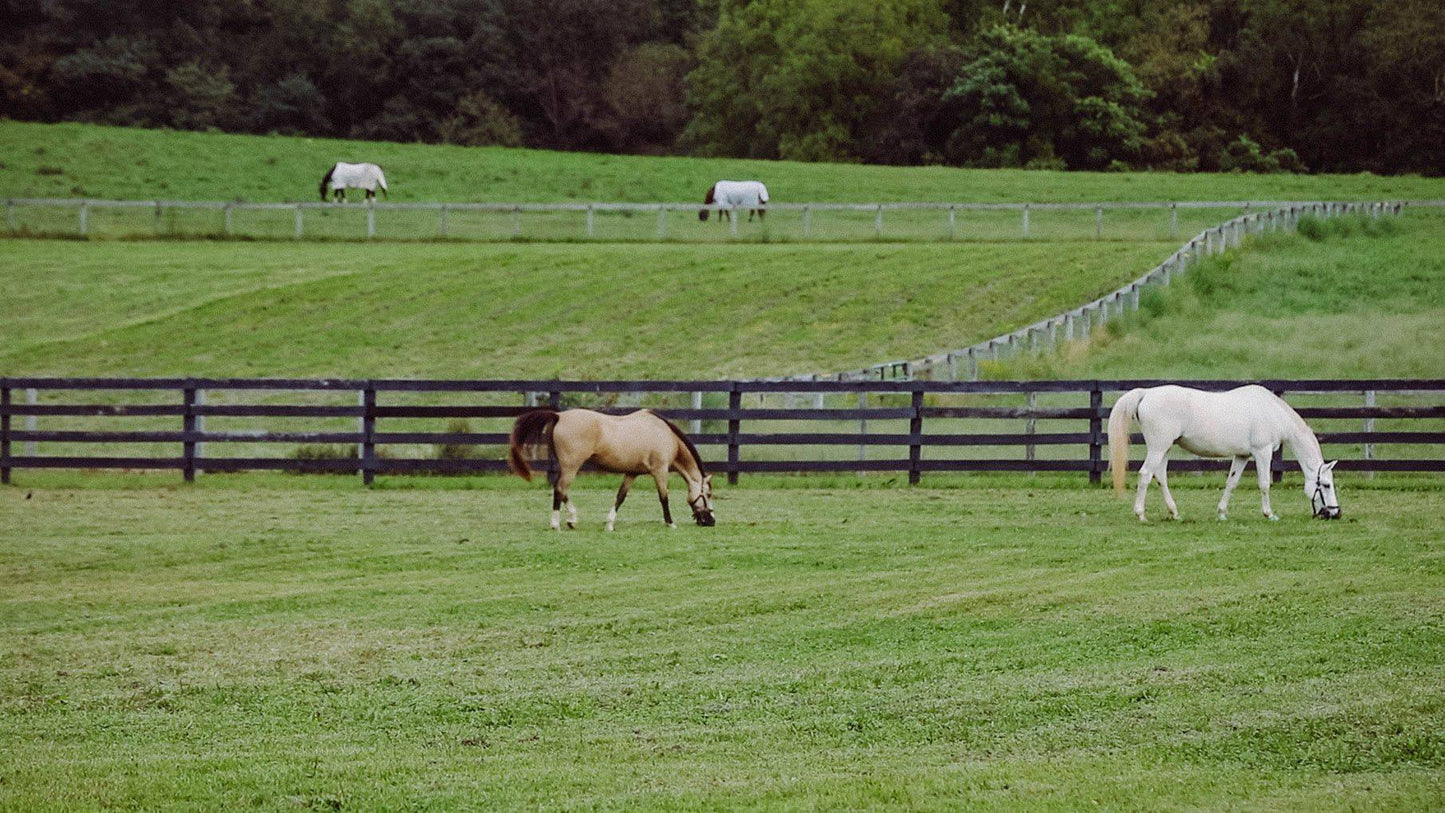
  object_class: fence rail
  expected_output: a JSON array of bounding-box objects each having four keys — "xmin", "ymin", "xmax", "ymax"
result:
[
  {"xmin": 3, "ymin": 378, "xmax": 1442, "ymax": 487},
  {"xmin": 4, "ymin": 196, "xmax": 1432, "ymax": 243}
]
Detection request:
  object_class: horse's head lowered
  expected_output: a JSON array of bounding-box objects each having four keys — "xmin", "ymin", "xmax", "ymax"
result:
[
  {"xmin": 1307, "ymin": 460, "xmax": 1342, "ymax": 519},
  {"xmin": 699, "ymin": 184, "xmax": 716, "ymax": 222},
  {"xmin": 688, "ymin": 473, "xmax": 716, "ymax": 526}
]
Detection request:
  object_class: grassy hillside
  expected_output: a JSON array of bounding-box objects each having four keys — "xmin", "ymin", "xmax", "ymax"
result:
[
  {"xmin": 996, "ymin": 212, "xmax": 1445, "ymax": 379},
  {"xmin": 0, "ymin": 239, "xmax": 1172, "ymax": 379},
  {"xmin": 4, "ymin": 121, "xmax": 1444, "ymax": 204}
]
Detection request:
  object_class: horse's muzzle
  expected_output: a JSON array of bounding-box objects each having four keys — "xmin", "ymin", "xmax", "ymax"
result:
[
  {"xmin": 698, "ymin": 210, "xmax": 710, "ymax": 222},
  {"xmin": 694, "ymin": 510, "xmax": 716, "ymax": 527},
  {"xmin": 1315, "ymin": 508, "xmax": 1342, "ymax": 520}
]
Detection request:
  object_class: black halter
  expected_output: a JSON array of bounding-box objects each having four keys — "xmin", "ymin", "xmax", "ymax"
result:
[{"xmin": 1310, "ymin": 464, "xmax": 1340, "ymax": 518}]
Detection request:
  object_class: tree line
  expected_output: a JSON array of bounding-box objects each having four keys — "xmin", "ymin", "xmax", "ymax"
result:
[{"xmin": 2, "ymin": 0, "xmax": 1441, "ymax": 174}]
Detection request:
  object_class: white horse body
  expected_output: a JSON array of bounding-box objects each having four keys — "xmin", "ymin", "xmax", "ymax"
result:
[
  {"xmin": 1109, "ymin": 384, "xmax": 1340, "ymax": 521},
  {"xmin": 713, "ymin": 180, "xmax": 768, "ymax": 209},
  {"xmin": 322, "ymin": 162, "xmax": 388, "ymax": 201}
]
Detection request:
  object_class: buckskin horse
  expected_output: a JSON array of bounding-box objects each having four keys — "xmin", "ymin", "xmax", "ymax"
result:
[{"xmin": 509, "ymin": 408, "xmax": 715, "ymax": 530}]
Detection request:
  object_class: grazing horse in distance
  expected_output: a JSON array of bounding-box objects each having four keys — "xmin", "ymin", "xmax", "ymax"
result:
[
  {"xmin": 319, "ymin": 162, "xmax": 388, "ymax": 202},
  {"xmin": 699, "ymin": 180, "xmax": 769, "ymax": 222},
  {"xmin": 509, "ymin": 408, "xmax": 715, "ymax": 531},
  {"xmin": 1109, "ymin": 384, "xmax": 1341, "ymax": 522}
]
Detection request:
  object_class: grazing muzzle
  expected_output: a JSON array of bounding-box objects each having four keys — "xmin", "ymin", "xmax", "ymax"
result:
[
  {"xmin": 698, "ymin": 209, "xmax": 711, "ymax": 222},
  {"xmin": 688, "ymin": 492, "xmax": 715, "ymax": 526},
  {"xmin": 1310, "ymin": 463, "xmax": 1341, "ymax": 519}
]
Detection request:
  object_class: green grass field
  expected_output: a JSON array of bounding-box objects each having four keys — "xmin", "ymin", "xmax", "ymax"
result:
[
  {"xmin": 0, "ymin": 239, "xmax": 1176, "ymax": 379},
  {"xmin": 994, "ymin": 211, "xmax": 1445, "ymax": 380},
  {"xmin": 5, "ymin": 121, "xmax": 1445, "ymax": 204},
  {"xmin": 3, "ymin": 476, "xmax": 1444, "ymax": 810}
]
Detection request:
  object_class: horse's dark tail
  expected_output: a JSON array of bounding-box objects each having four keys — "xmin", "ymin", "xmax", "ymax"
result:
[
  {"xmin": 658, "ymin": 414, "xmax": 707, "ymax": 476},
  {"xmin": 509, "ymin": 408, "xmax": 560, "ymax": 481},
  {"xmin": 319, "ymin": 164, "xmax": 335, "ymax": 201}
]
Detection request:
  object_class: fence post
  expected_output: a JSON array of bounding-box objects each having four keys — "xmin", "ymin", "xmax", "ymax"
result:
[
  {"xmin": 1088, "ymin": 384, "xmax": 1103, "ymax": 485},
  {"xmin": 1, "ymin": 385, "xmax": 10, "ymax": 484},
  {"xmin": 24, "ymin": 388, "xmax": 36, "ymax": 457},
  {"xmin": 874, "ymin": 204, "xmax": 883, "ymax": 238},
  {"xmin": 730, "ymin": 207, "xmax": 739, "ymax": 237},
  {"xmin": 5, "ymin": 199, "xmax": 14, "ymax": 233},
  {"xmin": 362, "ymin": 386, "xmax": 377, "ymax": 485},
  {"xmin": 585, "ymin": 205, "xmax": 595, "ymax": 238},
  {"xmin": 857, "ymin": 390, "xmax": 868, "ymax": 465},
  {"xmin": 690, "ymin": 389, "xmax": 702, "ymax": 435},
  {"xmin": 183, "ymin": 384, "xmax": 197, "ymax": 483},
  {"xmin": 1363, "ymin": 390, "xmax": 1376, "ymax": 478},
  {"xmin": 366, "ymin": 204, "xmax": 376, "ymax": 239},
  {"xmin": 727, "ymin": 384, "xmax": 741, "ymax": 485},
  {"xmin": 802, "ymin": 205, "xmax": 812, "ymax": 239},
  {"xmin": 1025, "ymin": 391, "xmax": 1037, "ymax": 464},
  {"xmin": 79, "ymin": 201, "xmax": 88, "ymax": 236},
  {"xmin": 1022, "ymin": 204, "xmax": 1030, "ymax": 239},
  {"xmin": 223, "ymin": 204, "xmax": 233, "ymax": 236},
  {"xmin": 153, "ymin": 201, "xmax": 162, "ymax": 235},
  {"xmin": 1095, "ymin": 206, "xmax": 1103, "ymax": 239},
  {"xmin": 657, "ymin": 206, "xmax": 668, "ymax": 239},
  {"xmin": 295, "ymin": 205, "xmax": 304, "ymax": 239},
  {"xmin": 909, "ymin": 388, "xmax": 924, "ymax": 485},
  {"xmin": 195, "ymin": 389, "xmax": 206, "ymax": 472},
  {"xmin": 439, "ymin": 204, "xmax": 449, "ymax": 238},
  {"xmin": 1169, "ymin": 203, "xmax": 1178, "ymax": 239},
  {"xmin": 511, "ymin": 205, "xmax": 521, "ymax": 238},
  {"xmin": 947, "ymin": 205, "xmax": 956, "ymax": 240}
]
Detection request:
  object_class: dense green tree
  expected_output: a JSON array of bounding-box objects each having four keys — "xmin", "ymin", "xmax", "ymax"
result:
[
  {"xmin": 941, "ymin": 26, "xmax": 1149, "ymax": 169},
  {"xmin": 685, "ymin": 0, "xmax": 949, "ymax": 161}
]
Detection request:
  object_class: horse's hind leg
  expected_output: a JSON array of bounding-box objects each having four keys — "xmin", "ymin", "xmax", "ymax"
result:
[
  {"xmin": 1153, "ymin": 452, "xmax": 1180, "ymax": 520},
  {"xmin": 552, "ymin": 467, "xmax": 578, "ymax": 530},
  {"xmin": 606, "ymin": 474, "xmax": 637, "ymax": 532},
  {"xmin": 650, "ymin": 468, "xmax": 675, "ymax": 528},
  {"xmin": 1218, "ymin": 456, "xmax": 1248, "ymax": 520},
  {"xmin": 1134, "ymin": 445, "xmax": 1169, "ymax": 521}
]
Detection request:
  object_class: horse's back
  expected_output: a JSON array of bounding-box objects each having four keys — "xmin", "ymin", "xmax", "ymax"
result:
[
  {"xmin": 1140, "ymin": 384, "xmax": 1290, "ymax": 457},
  {"xmin": 555, "ymin": 409, "xmax": 674, "ymax": 473},
  {"xmin": 714, "ymin": 180, "xmax": 766, "ymax": 207}
]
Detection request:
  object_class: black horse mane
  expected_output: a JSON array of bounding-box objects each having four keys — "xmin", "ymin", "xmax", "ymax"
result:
[
  {"xmin": 703, "ymin": 184, "xmax": 716, "ymax": 204},
  {"xmin": 659, "ymin": 414, "xmax": 707, "ymax": 476},
  {"xmin": 318, "ymin": 163, "xmax": 336, "ymax": 198}
]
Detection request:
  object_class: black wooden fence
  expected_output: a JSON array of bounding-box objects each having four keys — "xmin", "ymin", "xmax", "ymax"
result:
[{"xmin": 2, "ymin": 378, "xmax": 1443, "ymax": 486}]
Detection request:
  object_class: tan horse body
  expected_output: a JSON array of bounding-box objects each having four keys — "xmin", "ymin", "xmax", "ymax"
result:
[{"xmin": 509, "ymin": 408, "xmax": 715, "ymax": 530}]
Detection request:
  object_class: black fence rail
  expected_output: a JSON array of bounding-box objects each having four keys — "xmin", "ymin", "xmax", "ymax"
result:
[{"xmin": 2, "ymin": 378, "xmax": 1443, "ymax": 486}]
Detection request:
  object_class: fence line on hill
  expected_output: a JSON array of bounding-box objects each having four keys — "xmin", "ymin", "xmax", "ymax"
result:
[
  {"xmin": 3, "ymin": 377, "xmax": 1442, "ymax": 487},
  {"xmin": 1, "ymin": 196, "xmax": 1430, "ymax": 243},
  {"xmin": 796, "ymin": 200, "xmax": 1408, "ymax": 383}
]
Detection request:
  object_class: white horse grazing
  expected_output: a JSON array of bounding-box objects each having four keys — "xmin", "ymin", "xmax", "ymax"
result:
[
  {"xmin": 319, "ymin": 162, "xmax": 388, "ymax": 202},
  {"xmin": 699, "ymin": 180, "xmax": 769, "ymax": 222},
  {"xmin": 1109, "ymin": 384, "xmax": 1341, "ymax": 522}
]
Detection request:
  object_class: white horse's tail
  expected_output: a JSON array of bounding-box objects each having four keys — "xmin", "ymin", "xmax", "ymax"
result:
[
  {"xmin": 1109, "ymin": 388, "xmax": 1147, "ymax": 496},
  {"xmin": 375, "ymin": 166, "xmax": 388, "ymax": 196}
]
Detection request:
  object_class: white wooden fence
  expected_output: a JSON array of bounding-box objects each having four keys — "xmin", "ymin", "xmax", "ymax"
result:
[
  {"xmin": 788, "ymin": 201, "xmax": 1408, "ymax": 382},
  {"xmin": 1, "ymin": 197, "xmax": 1420, "ymax": 243}
]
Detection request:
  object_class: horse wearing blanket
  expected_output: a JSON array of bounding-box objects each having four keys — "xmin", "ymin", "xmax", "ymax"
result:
[
  {"xmin": 319, "ymin": 162, "xmax": 388, "ymax": 202},
  {"xmin": 700, "ymin": 180, "xmax": 768, "ymax": 222},
  {"xmin": 509, "ymin": 408, "xmax": 715, "ymax": 531},
  {"xmin": 1109, "ymin": 384, "xmax": 1341, "ymax": 522}
]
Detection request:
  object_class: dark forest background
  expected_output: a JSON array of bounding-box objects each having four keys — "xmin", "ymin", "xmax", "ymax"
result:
[{"xmin": 2, "ymin": 0, "xmax": 1442, "ymax": 174}]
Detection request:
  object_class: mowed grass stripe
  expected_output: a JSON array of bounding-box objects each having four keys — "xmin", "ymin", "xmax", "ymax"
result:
[
  {"xmin": 0, "ymin": 240, "xmax": 1173, "ymax": 379},
  {"xmin": 6, "ymin": 120, "xmax": 1445, "ymax": 204},
  {"xmin": 2, "ymin": 481, "xmax": 1443, "ymax": 808}
]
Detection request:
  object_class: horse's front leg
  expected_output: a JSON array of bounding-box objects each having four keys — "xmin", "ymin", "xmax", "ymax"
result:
[
  {"xmin": 606, "ymin": 474, "xmax": 637, "ymax": 532},
  {"xmin": 1134, "ymin": 447, "xmax": 1165, "ymax": 522},
  {"xmin": 1218, "ymin": 456, "xmax": 1248, "ymax": 520},
  {"xmin": 1253, "ymin": 446, "xmax": 1278, "ymax": 520},
  {"xmin": 650, "ymin": 468, "xmax": 675, "ymax": 528}
]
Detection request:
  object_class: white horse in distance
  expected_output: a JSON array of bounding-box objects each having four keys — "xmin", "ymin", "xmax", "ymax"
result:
[
  {"xmin": 700, "ymin": 180, "xmax": 769, "ymax": 222},
  {"xmin": 1109, "ymin": 385, "xmax": 1341, "ymax": 522},
  {"xmin": 319, "ymin": 162, "xmax": 388, "ymax": 202}
]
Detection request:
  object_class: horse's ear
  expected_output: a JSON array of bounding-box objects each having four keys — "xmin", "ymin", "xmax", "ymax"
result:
[{"xmin": 1326, "ymin": 460, "xmax": 1338, "ymax": 471}]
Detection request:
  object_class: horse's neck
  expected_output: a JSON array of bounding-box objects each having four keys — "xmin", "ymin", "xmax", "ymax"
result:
[
  {"xmin": 672, "ymin": 437, "xmax": 703, "ymax": 484},
  {"xmin": 1280, "ymin": 413, "xmax": 1324, "ymax": 473}
]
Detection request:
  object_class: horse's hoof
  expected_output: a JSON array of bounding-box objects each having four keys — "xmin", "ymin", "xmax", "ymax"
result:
[
  {"xmin": 667, "ymin": 523, "xmax": 678, "ymax": 529},
  {"xmin": 1136, "ymin": 515, "xmax": 1148, "ymax": 523},
  {"xmin": 1168, "ymin": 513, "xmax": 1180, "ymax": 521},
  {"xmin": 605, "ymin": 525, "xmax": 614, "ymax": 532},
  {"xmin": 1217, "ymin": 513, "xmax": 1228, "ymax": 521},
  {"xmin": 1267, "ymin": 514, "xmax": 1280, "ymax": 522},
  {"xmin": 566, "ymin": 522, "xmax": 576, "ymax": 530}
]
